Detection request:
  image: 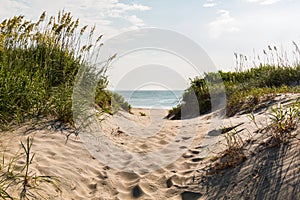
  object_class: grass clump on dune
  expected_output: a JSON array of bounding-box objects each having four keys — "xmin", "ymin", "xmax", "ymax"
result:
[
  {"xmin": 0, "ymin": 11, "xmax": 132, "ymax": 198},
  {"xmin": 168, "ymin": 44, "xmax": 300, "ymax": 119},
  {"xmin": 267, "ymin": 101, "xmax": 300, "ymax": 144},
  {"xmin": 0, "ymin": 137, "xmax": 60, "ymax": 199},
  {"xmin": 95, "ymin": 90, "xmax": 132, "ymax": 115},
  {"xmin": 0, "ymin": 11, "xmax": 130, "ymax": 130}
]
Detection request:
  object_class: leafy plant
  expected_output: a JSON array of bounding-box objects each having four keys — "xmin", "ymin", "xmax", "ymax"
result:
[{"xmin": 269, "ymin": 102, "xmax": 299, "ymax": 143}]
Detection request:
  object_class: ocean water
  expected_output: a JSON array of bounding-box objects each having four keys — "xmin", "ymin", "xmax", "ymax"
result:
[{"xmin": 115, "ymin": 90, "xmax": 185, "ymax": 109}]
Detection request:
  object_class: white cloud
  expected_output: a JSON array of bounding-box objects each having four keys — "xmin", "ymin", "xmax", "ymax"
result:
[
  {"xmin": 113, "ymin": 3, "xmax": 151, "ymax": 12},
  {"xmin": 203, "ymin": 0, "xmax": 217, "ymax": 8},
  {"xmin": 203, "ymin": 3, "xmax": 217, "ymax": 8},
  {"xmin": 209, "ymin": 10, "xmax": 239, "ymax": 39},
  {"xmin": 127, "ymin": 15, "xmax": 144, "ymax": 26},
  {"xmin": 246, "ymin": 0, "xmax": 281, "ymax": 5},
  {"xmin": 0, "ymin": 0, "xmax": 151, "ymax": 37}
]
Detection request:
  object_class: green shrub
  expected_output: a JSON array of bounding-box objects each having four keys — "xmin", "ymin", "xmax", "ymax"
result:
[
  {"xmin": 269, "ymin": 102, "xmax": 299, "ymax": 143},
  {"xmin": 0, "ymin": 11, "xmax": 128, "ymax": 129},
  {"xmin": 168, "ymin": 64, "xmax": 300, "ymax": 119},
  {"xmin": 95, "ymin": 90, "xmax": 132, "ymax": 115}
]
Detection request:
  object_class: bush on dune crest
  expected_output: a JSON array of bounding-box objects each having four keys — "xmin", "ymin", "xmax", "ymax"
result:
[
  {"xmin": 168, "ymin": 60, "xmax": 300, "ymax": 119},
  {"xmin": 0, "ymin": 11, "xmax": 130, "ymax": 129}
]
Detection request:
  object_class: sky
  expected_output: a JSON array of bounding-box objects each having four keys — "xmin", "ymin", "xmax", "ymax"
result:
[{"xmin": 1, "ymin": 0, "xmax": 300, "ymax": 90}]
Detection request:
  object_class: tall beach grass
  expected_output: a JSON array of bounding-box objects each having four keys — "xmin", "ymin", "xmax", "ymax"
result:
[
  {"xmin": 168, "ymin": 43, "xmax": 300, "ymax": 119},
  {"xmin": 0, "ymin": 11, "xmax": 130, "ymax": 130}
]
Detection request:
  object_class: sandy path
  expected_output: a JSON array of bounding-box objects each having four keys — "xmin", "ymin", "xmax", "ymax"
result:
[
  {"xmin": 0, "ymin": 107, "xmax": 216, "ymax": 199},
  {"xmin": 1, "ymin": 93, "xmax": 299, "ymax": 199}
]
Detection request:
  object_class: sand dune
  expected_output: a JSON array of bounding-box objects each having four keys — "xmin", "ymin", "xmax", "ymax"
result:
[{"xmin": 1, "ymin": 94, "xmax": 299, "ymax": 199}]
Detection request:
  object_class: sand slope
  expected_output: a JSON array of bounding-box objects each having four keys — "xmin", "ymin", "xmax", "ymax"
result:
[
  {"xmin": 0, "ymin": 94, "xmax": 299, "ymax": 199},
  {"xmin": 186, "ymin": 130, "xmax": 300, "ymax": 200}
]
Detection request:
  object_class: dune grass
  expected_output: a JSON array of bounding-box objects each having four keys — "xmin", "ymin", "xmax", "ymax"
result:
[
  {"xmin": 268, "ymin": 101, "xmax": 300, "ymax": 144},
  {"xmin": 0, "ymin": 11, "xmax": 130, "ymax": 130},
  {"xmin": 0, "ymin": 137, "xmax": 60, "ymax": 199},
  {"xmin": 168, "ymin": 44, "xmax": 300, "ymax": 119},
  {"xmin": 0, "ymin": 11, "xmax": 133, "ymax": 198},
  {"xmin": 209, "ymin": 98, "xmax": 300, "ymax": 174}
]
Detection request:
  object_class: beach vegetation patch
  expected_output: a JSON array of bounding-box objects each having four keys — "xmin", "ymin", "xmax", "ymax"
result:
[
  {"xmin": 168, "ymin": 48, "xmax": 300, "ymax": 119},
  {"xmin": 0, "ymin": 11, "xmax": 131, "ymax": 130},
  {"xmin": 0, "ymin": 137, "xmax": 60, "ymax": 199}
]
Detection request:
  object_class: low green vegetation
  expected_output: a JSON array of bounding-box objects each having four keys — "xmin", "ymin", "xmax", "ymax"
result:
[
  {"xmin": 213, "ymin": 127, "xmax": 246, "ymax": 171},
  {"xmin": 168, "ymin": 45, "xmax": 300, "ymax": 119},
  {"xmin": 0, "ymin": 11, "xmax": 132, "ymax": 199},
  {"xmin": 0, "ymin": 137, "xmax": 60, "ymax": 199},
  {"xmin": 139, "ymin": 112, "xmax": 146, "ymax": 116},
  {"xmin": 0, "ymin": 11, "xmax": 130, "ymax": 130},
  {"xmin": 97, "ymin": 91, "xmax": 132, "ymax": 114},
  {"xmin": 210, "ymin": 99, "xmax": 300, "ymax": 173},
  {"xmin": 268, "ymin": 102, "xmax": 299, "ymax": 144}
]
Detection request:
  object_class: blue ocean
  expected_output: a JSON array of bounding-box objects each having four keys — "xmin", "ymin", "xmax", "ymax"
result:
[{"xmin": 114, "ymin": 90, "xmax": 185, "ymax": 109}]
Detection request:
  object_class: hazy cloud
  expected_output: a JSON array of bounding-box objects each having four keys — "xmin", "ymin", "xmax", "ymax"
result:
[
  {"xmin": 203, "ymin": 3, "xmax": 217, "ymax": 8},
  {"xmin": 0, "ymin": 0, "xmax": 151, "ymax": 36},
  {"xmin": 246, "ymin": 0, "xmax": 281, "ymax": 5},
  {"xmin": 126, "ymin": 15, "xmax": 145, "ymax": 27},
  {"xmin": 209, "ymin": 10, "xmax": 239, "ymax": 39},
  {"xmin": 203, "ymin": 0, "xmax": 217, "ymax": 8}
]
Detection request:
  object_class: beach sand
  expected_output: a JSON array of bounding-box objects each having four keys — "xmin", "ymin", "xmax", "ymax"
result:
[{"xmin": 0, "ymin": 94, "xmax": 299, "ymax": 199}]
